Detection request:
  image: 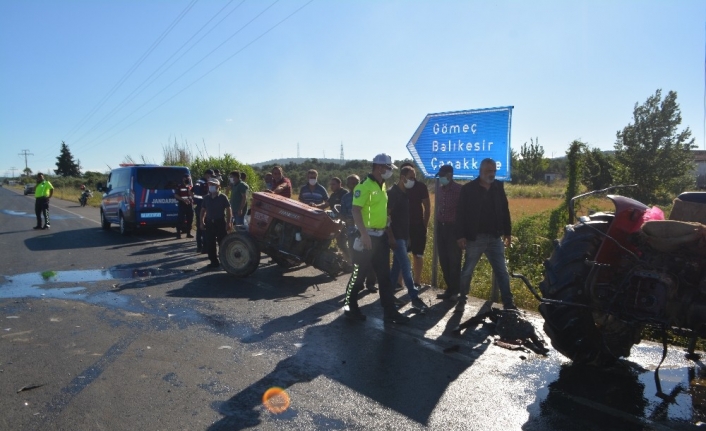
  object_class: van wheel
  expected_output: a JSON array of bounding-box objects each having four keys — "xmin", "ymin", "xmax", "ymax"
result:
[
  {"xmin": 220, "ymin": 233, "xmax": 260, "ymax": 277},
  {"xmin": 100, "ymin": 210, "xmax": 111, "ymax": 230},
  {"xmin": 119, "ymin": 213, "xmax": 130, "ymax": 236}
]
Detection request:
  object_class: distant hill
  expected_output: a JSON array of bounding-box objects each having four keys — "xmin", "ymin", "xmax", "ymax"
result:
[{"xmin": 250, "ymin": 158, "xmax": 353, "ymax": 168}]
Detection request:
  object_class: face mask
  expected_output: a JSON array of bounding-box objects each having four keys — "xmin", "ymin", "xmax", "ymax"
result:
[
  {"xmin": 381, "ymin": 169, "xmax": 393, "ymax": 180},
  {"xmin": 404, "ymin": 178, "xmax": 415, "ymax": 189},
  {"xmin": 308, "ymin": 179, "xmax": 317, "ymax": 186},
  {"xmin": 208, "ymin": 186, "xmax": 217, "ymax": 193},
  {"xmin": 229, "ymin": 178, "xmax": 236, "ymax": 184},
  {"xmin": 439, "ymin": 177, "xmax": 450, "ymax": 186}
]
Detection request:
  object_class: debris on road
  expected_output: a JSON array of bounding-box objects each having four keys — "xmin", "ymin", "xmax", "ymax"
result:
[{"xmin": 17, "ymin": 384, "xmax": 45, "ymax": 393}]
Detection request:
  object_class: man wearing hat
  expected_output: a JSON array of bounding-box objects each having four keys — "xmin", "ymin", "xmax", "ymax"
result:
[
  {"xmin": 455, "ymin": 158, "xmax": 516, "ymax": 311},
  {"xmin": 435, "ymin": 164, "xmax": 463, "ymax": 302},
  {"xmin": 343, "ymin": 153, "xmax": 409, "ymax": 324},
  {"xmin": 199, "ymin": 177, "xmax": 233, "ymax": 269}
]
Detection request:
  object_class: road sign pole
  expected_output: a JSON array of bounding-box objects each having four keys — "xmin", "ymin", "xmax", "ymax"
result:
[{"xmin": 431, "ymin": 178, "xmax": 439, "ymax": 288}]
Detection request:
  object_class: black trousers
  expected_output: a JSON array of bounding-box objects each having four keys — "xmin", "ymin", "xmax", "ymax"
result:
[
  {"xmin": 204, "ymin": 219, "xmax": 227, "ymax": 264},
  {"xmin": 345, "ymin": 234, "xmax": 377, "ymax": 288},
  {"xmin": 177, "ymin": 203, "xmax": 193, "ymax": 234},
  {"xmin": 344, "ymin": 235, "xmax": 394, "ymax": 312},
  {"xmin": 35, "ymin": 197, "xmax": 50, "ymax": 227},
  {"xmin": 436, "ymin": 222, "xmax": 462, "ymax": 295}
]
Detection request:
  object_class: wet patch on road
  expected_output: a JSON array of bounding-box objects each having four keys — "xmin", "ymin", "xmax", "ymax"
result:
[{"xmin": 1, "ymin": 209, "xmax": 79, "ymax": 220}]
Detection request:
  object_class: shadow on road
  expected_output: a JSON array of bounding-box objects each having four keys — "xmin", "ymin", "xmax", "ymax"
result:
[
  {"xmin": 522, "ymin": 359, "xmax": 706, "ymax": 431},
  {"xmin": 206, "ymin": 300, "xmax": 491, "ymax": 429}
]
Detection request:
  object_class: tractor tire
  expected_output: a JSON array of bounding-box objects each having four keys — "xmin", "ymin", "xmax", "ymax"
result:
[
  {"xmin": 220, "ymin": 232, "xmax": 260, "ymax": 278},
  {"xmin": 538, "ymin": 220, "xmax": 642, "ymax": 366}
]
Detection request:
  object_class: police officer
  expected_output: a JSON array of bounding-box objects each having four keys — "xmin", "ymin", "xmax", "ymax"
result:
[
  {"xmin": 33, "ymin": 173, "xmax": 54, "ymax": 230},
  {"xmin": 343, "ymin": 153, "xmax": 409, "ymax": 324}
]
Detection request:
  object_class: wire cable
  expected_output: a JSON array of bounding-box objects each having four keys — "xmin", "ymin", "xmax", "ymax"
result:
[{"xmin": 63, "ymin": 0, "xmax": 199, "ymax": 142}]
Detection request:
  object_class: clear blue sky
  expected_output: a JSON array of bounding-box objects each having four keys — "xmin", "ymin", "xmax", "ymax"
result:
[{"xmin": 1, "ymin": 0, "xmax": 704, "ymax": 176}]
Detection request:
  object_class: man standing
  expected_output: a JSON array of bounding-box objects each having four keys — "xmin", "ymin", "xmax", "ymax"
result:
[
  {"xmin": 400, "ymin": 162, "xmax": 430, "ymax": 288},
  {"xmin": 265, "ymin": 166, "xmax": 292, "ymax": 198},
  {"xmin": 326, "ymin": 177, "xmax": 348, "ymax": 213},
  {"xmin": 388, "ymin": 165, "xmax": 428, "ymax": 312},
  {"xmin": 343, "ymin": 153, "xmax": 408, "ymax": 324},
  {"xmin": 434, "ymin": 165, "xmax": 463, "ymax": 301},
  {"xmin": 200, "ymin": 178, "xmax": 232, "ymax": 269},
  {"xmin": 455, "ymin": 158, "xmax": 516, "ymax": 311},
  {"xmin": 174, "ymin": 174, "xmax": 194, "ymax": 239},
  {"xmin": 192, "ymin": 169, "xmax": 212, "ymax": 253},
  {"xmin": 299, "ymin": 169, "xmax": 328, "ymax": 209},
  {"xmin": 229, "ymin": 170, "xmax": 249, "ymax": 226},
  {"xmin": 33, "ymin": 173, "xmax": 54, "ymax": 230}
]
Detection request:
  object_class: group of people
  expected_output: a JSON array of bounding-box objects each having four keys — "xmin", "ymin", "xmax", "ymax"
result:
[
  {"xmin": 26, "ymin": 157, "xmax": 517, "ymax": 316},
  {"xmin": 342, "ymin": 154, "xmax": 517, "ymax": 324},
  {"xmin": 173, "ymin": 169, "xmax": 249, "ymax": 269}
]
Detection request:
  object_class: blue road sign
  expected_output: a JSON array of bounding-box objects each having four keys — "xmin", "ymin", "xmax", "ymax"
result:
[{"xmin": 407, "ymin": 106, "xmax": 513, "ymax": 180}]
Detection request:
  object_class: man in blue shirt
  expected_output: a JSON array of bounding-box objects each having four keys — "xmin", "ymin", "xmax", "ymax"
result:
[{"xmin": 299, "ymin": 169, "xmax": 328, "ymax": 209}]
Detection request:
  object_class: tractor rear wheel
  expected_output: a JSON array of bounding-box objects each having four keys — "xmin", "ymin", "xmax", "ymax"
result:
[{"xmin": 538, "ymin": 221, "xmax": 642, "ymax": 366}]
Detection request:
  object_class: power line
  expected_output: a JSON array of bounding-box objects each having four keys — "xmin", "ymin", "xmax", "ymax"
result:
[
  {"xmin": 77, "ymin": 0, "xmax": 314, "ymax": 151},
  {"xmin": 71, "ymin": 0, "xmax": 283, "ymax": 154},
  {"xmin": 63, "ymin": 0, "xmax": 199, "ymax": 141},
  {"xmin": 71, "ymin": 0, "xmax": 245, "ymax": 147},
  {"xmin": 18, "ymin": 150, "xmax": 34, "ymax": 171}
]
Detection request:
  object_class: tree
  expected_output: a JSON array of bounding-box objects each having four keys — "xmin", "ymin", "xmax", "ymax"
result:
[
  {"xmin": 163, "ymin": 137, "xmax": 192, "ymax": 166},
  {"xmin": 514, "ymin": 138, "xmax": 548, "ymax": 184},
  {"xmin": 581, "ymin": 147, "xmax": 614, "ymax": 190},
  {"xmin": 23, "ymin": 167, "xmax": 33, "ymax": 177},
  {"xmin": 54, "ymin": 141, "xmax": 81, "ymax": 177},
  {"xmin": 613, "ymin": 89, "xmax": 695, "ymax": 204}
]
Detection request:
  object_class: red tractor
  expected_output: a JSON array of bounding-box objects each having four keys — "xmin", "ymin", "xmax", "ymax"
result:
[
  {"xmin": 219, "ymin": 192, "xmax": 350, "ymax": 278},
  {"xmin": 515, "ymin": 186, "xmax": 706, "ymax": 365}
]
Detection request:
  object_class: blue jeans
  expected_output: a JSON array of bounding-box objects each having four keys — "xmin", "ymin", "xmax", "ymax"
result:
[
  {"xmin": 390, "ymin": 239, "xmax": 418, "ymax": 299},
  {"xmin": 459, "ymin": 234, "xmax": 515, "ymax": 308}
]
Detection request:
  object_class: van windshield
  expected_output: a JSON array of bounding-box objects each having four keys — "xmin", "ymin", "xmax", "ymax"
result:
[{"xmin": 136, "ymin": 168, "xmax": 189, "ymax": 190}]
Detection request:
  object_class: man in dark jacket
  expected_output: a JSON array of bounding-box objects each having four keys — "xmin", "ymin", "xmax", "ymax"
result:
[{"xmin": 455, "ymin": 158, "xmax": 516, "ymax": 311}]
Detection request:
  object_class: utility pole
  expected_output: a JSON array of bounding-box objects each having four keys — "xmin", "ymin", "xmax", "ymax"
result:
[
  {"xmin": 340, "ymin": 142, "xmax": 344, "ymax": 161},
  {"xmin": 297, "ymin": 143, "xmax": 300, "ymax": 158},
  {"xmin": 9, "ymin": 167, "xmax": 17, "ymax": 178},
  {"xmin": 18, "ymin": 149, "xmax": 33, "ymax": 173}
]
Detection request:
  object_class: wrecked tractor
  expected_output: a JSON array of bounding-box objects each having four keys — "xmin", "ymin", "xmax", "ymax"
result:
[
  {"xmin": 515, "ymin": 186, "xmax": 706, "ymax": 366},
  {"xmin": 219, "ymin": 192, "xmax": 350, "ymax": 278}
]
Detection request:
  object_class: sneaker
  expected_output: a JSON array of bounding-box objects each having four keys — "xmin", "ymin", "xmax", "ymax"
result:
[
  {"xmin": 366, "ymin": 285, "xmax": 378, "ymax": 293},
  {"xmin": 42, "ymin": 224, "xmax": 50, "ymax": 230},
  {"xmin": 410, "ymin": 297, "xmax": 428, "ymax": 312},
  {"xmin": 344, "ymin": 307, "xmax": 366, "ymax": 321},
  {"xmin": 454, "ymin": 301, "xmax": 466, "ymax": 313},
  {"xmin": 186, "ymin": 233, "xmax": 194, "ymax": 238},
  {"xmin": 394, "ymin": 283, "xmax": 404, "ymax": 292},
  {"xmin": 384, "ymin": 311, "xmax": 410, "ymax": 324},
  {"xmin": 206, "ymin": 262, "xmax": 220, "ymax": 269}
]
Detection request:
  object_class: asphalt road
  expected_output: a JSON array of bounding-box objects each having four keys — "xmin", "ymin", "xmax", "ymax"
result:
[{"xmin": 0, "ymin": 186, "xmax": 704, "ymax": 431}]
